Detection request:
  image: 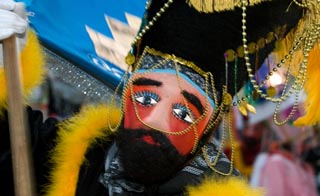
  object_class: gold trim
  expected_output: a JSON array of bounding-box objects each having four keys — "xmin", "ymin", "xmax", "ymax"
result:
[
  {"xmin": 186, "ymin": 0, "xmax": 270, "ymax": 13},
  {"xmin": 142, "ymin": 46, "xmax": 208, "ymax": 76}
]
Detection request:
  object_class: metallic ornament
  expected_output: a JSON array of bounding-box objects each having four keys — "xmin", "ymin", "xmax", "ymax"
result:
[
  {"xmin": 223, "ymin": 92, "xmax": 233, "ymax": 105},
  {"xmin": 266, "ymin": 86, "xmax": 277, "ymax": 97},
  {"xmin": 125, "ymin": 53, "xmax": 136, "ymax": 65}
]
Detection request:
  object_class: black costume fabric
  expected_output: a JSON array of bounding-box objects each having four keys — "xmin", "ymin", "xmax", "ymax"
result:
[{"xmin": 0, "ymin": 107, "xmax": 58, "ymax": 196}]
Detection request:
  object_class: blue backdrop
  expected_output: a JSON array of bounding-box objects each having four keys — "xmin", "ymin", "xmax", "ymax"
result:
[{"xmin": 18, "ymin": 0, "xmax": 146, "ymax": 89}]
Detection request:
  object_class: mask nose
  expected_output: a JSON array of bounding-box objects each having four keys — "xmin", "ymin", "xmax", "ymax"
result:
[{"xmin": 142, "ymin": 101, "xmax": 171, "ymax": 131}]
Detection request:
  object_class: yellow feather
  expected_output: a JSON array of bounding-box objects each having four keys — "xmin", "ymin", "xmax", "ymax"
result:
[
  {"xmin": 273, "ymin": 22, "xmax": 303, "ymax": 76},
  {"xmin": 0, "ymin": 30, "xmax": 46, "ymax": 115},
  {"xmin": 186, "ymin": 176, "xmax": 264, "ymax": 196},
  {"xmin": 273, "ymin": 19, "xmax": 320, "ymax": 126},
  {"xmin": 294, "ymin": 44, "xmax": 320, "ymax": 126},
  {"xmin": 43, "ymin": 104, "xmax": 121, "ymax": 196}
]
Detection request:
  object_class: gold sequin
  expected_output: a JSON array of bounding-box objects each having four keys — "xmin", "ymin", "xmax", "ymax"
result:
[
  {"xmin": 225, "ymin": 49, "xmax": 236, "ymax": 62},
  {"xmin": 125, "ymin": 53, "xmax": 136, "ymax": 65},
  {"xmin": 248, "ymin": 42, "xmax": 257, "ymax": 54},
  {"xmin": 257, "ymin": 38, "xmax": 265, "ymax": 49},
  {"xmin": 266, "ymin": 86, "xmax": 277, "ymax": 97},
  {"xmin": 237, "ymin": 46, "xmax": 245, "ymax": 58},
  {"xmin": 223, "ymin": 92, "xmax": 233, "ymax": 105}
]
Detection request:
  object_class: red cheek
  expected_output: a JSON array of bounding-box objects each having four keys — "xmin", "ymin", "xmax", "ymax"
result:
[
  {"xmin": 168, "ymin": 117, "xmax": 189, "ymax": 132},
  {"xmin": 166, "ymin": 117, "xmax": 211, "ymax": 155},
  {"xmin": 123, "ymin": 97, "xmax": 140, "ymax": 128}
]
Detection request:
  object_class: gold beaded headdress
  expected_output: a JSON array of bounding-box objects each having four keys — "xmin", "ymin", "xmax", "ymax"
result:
[
  {"xmin": 116, "ymin": 0, "xmax": 320, "ymax": 175},
  {"xmin": 127, "ymin": 0, "xmax": 308, "ymax": 120}
]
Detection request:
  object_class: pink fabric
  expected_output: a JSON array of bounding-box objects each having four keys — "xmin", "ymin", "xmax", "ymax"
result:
[{"xmin": 258, "ymin": 153, "xmax": 317, "ymax": 196}]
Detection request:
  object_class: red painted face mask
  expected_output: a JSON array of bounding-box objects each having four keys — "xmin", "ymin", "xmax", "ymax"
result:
[{"xmin": 123, "ymin": 72, "xmax": 214, "ymax": 155}]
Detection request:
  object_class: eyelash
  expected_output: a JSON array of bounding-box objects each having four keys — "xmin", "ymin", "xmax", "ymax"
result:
[
  {"xmin": 134, "ymin": 91, "xmax": 160, "ymax": 107},
  {"xmin": 172, "ymin": 103, "xmax": 195, "ymax": 124}
]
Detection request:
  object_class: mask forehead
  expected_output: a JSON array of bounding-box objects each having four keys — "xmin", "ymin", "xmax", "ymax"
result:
[{"xmin": 132, "ymin": 46, "xmax": 219, "ymax": 107}]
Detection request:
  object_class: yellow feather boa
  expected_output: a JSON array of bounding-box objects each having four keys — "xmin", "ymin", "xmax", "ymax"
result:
[
  {"xmin": 186, "ymin": 177, "xmax": 264, "ymax": 196},
  {"xmin": 43, "ymin": 104, "xmax": 121, "ymax": 196},
  {"xmin": 0, "ymin": 30, "xmax": 46, "ymax": 115}
]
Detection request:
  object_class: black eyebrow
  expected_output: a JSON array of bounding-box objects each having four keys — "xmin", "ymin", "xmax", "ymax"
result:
[
  {"xmin": 182, "ymin": 90, "xmax": 204, "ymax": 114},
  {"xmin": 133, "ymin": 77, "xmax": 162, "ymax": 86}
]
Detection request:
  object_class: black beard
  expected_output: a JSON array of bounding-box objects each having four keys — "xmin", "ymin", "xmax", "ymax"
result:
[{"xmin": 115, "ymin": 128, "xmax": 188, "ymax": 185}]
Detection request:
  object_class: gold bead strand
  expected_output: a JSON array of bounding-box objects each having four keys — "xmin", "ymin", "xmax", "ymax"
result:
[
  {"xmin": 270, "ymin": 43, "xmax": 301, "ymax": 103},
  {"xmin": 207, "ymin": 72, "xmax": 219, "ymax": 107},
  {"xmin": 226, "ymin": 110, "xmax": 235, "ymax": 176},
  {"xmin": 174, "ymin": 61, "xmax": 202, "ymax": 153},
  {"xmin": 202, "ymin": 110, "xmax": 234, "ymax": 176},
  {"xmin": 126, "ymin": 0, "xmax": 174, "ymax": 65},
  {"xmin": 273, "ymin": 59, "xmax": 305, "ymax": 126},
  {"xmin": 292, "ymin": 0, "xmax": 308, "ymax": 8},
  {"xmin": 240, "ymin": 1, "xmax": 278, "ymax": 102},
  {"xmin": 107, "ymin": 61, "xmax": 132, "ymax": 132},
  {"xmin": 273, "ymin": 84, "xmax": 302, "ymax": 125},
  {"xmin": 131, "ymin": 0, "xmax": 174, "ymax": 48}
]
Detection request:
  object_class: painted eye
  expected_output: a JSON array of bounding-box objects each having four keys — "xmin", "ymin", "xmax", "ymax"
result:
[
  {"xmin": 134, "ymin": 91, "xmax": 160, "ymax": 106},
  {"xmin": 172, "ymin": 103, "xmax": 195, "ymax": 123}
]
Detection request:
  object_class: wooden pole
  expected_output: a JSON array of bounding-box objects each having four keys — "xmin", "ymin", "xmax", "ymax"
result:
[{"xmin": 2, "ymin": 35, "xmax": 36, "ymax": 196}]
